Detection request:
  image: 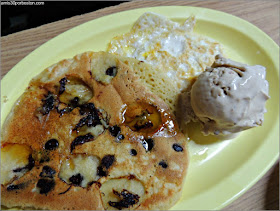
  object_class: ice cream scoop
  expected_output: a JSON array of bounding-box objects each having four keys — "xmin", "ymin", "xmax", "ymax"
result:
[{"xmin": 190, "ymin": 55, "xmax": 270, "ymax": 135}]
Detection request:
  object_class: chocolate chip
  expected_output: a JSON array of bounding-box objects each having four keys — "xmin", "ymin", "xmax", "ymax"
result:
[
  {"xmin": 70, "ymin": 133, "xmax": 94, "ymax": 152},
  {"xmin": 56, "ymin": 96, "xmax": 79, "ymax": 116},
  {"xmin": 13, "ymin": 155, "xmax": 34, "ymax": 172},
  {"xmin": 101, "ymin": 155, "xmax": 115, "ymax": 169},
  {"xmin": 74, "ymin": 103, "xmax": 102, "ymax": 132},
  {"xmin": 109, "ymin": 126, "xmax": 124, "ymax": 142},
  {"xmin": 106, "ymin": 66, "xmax": 118, "ymax": 77},
  {"xmin": 59, "ymin": 77, "xmax": 67, "ymax": 94},
  {"xmin": 142, "ymin": 138, "xmax": 154, "ymax": 152},
  {"xmin": 41, "ymin": 91, "xmax": 55, "ymax": 115},
  {"xmin": 36, "ymin": 178, "xmax": 55, "ymax": 194},
  {"xmin": 69, "ymin": 173, "xmax": 84, "ymax": 186},
  {"xmin": 39, "ymin": 166, "xmax": 56, "ymax": 178},
  {"xmin": 7, "ymin": 185, "xmax": 19, "ymax": 191},
  {"xmin": 27, "ymin": 155, "xmax": 35, "ymax": 170},
  {"xmin": 97, "ymin": 155, "xmax": 115, "ymax": 177},
  {"xmin": 44, "ymin": 139, "xmax": 59, "ymax": 150},
  {"xmin": 108, "ymin": 189, "xmax": 140, "ymax": 209},
  {"xmin": 159, "ymin": 160, "xmax": 168, "ymax": 168},
  {"xmin": 74, "ymin": 113, "xmax": 101, "ymax": 132},
  {"xmin": 130, "ymin": 149, "xmax": 137, "ymax": 156},
  {"xmin": 109, "ymin": 125, "xmax": 121, "ymax": 137},
  {"xmin": 69, "ymin": 97, "xmax": 80, "ymax": 107},
  {"xmin": 7, "ymin": 184, "xmax": 25, "ymax": 191},
  {"xmin": 79, "ymin": 103, "xmax": 96, "ymax": 115},
  {"xmin": 97, "ymin": 166, "xmax": 107, "ymax": 177},
  {"xmin": 172, "ymin": 143, "xmax": 183, "ymax": 152}
]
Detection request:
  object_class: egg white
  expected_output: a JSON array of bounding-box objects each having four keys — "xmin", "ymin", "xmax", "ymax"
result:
[{"xmin": 107, "ymin": 12, "xmax": 223, "ymax": 91}]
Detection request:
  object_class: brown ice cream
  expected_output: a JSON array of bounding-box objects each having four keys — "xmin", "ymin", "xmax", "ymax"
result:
[{"xmin": 178, "ymin": 55, "xmax": 270, "ymax": 136}]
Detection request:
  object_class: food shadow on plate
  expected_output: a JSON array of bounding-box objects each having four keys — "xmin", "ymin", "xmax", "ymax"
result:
[
  {"xmin": 175, "ymin": 92, "xmax": 223, "ymax": 145},
  {"xmin": 184, "ymin": 121, "xmax": 219, "ymax": 144}
]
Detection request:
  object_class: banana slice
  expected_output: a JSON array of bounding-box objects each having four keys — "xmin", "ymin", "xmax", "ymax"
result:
[
  {"xmin": 59, "ymin": 76, "xmax": 93, "ymax": 105},
  {"xmin": 124, "ymin": 102, "xmax": 162, "ymax": 135},
  {"xmin": 1, "ymin": 143, "xmax": 34, "ymax": 185},
  {"xmin": 59, "ymin": 154, "xmax": 100, "ymax": 187},
  {"xmin": 100, "ymin": 177, "xmax": 145, "ymax": 210},
  {"xmin": 90, "ymin": 53, "xmax": 118, "ymax": 84}
]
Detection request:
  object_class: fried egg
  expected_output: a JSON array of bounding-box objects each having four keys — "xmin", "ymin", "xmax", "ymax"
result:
[{"xmin": 107, "ymin": 12, "xmax": 223, "ymax": 91}]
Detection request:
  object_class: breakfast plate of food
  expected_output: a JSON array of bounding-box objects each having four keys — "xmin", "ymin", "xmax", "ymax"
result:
[{"xmin": 1, "ymin": 6, "xmax": 279, "ymax": 210}]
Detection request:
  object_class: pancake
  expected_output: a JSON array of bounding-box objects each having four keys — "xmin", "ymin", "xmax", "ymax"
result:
[{"xmin": 1, "ymin": 51, "xmax": 188, "ymax": 210}]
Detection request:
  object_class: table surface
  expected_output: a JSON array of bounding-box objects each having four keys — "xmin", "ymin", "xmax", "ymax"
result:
[{"xmin": 1, "ymin": 0, "xmax": 279, "ymax": 210}]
